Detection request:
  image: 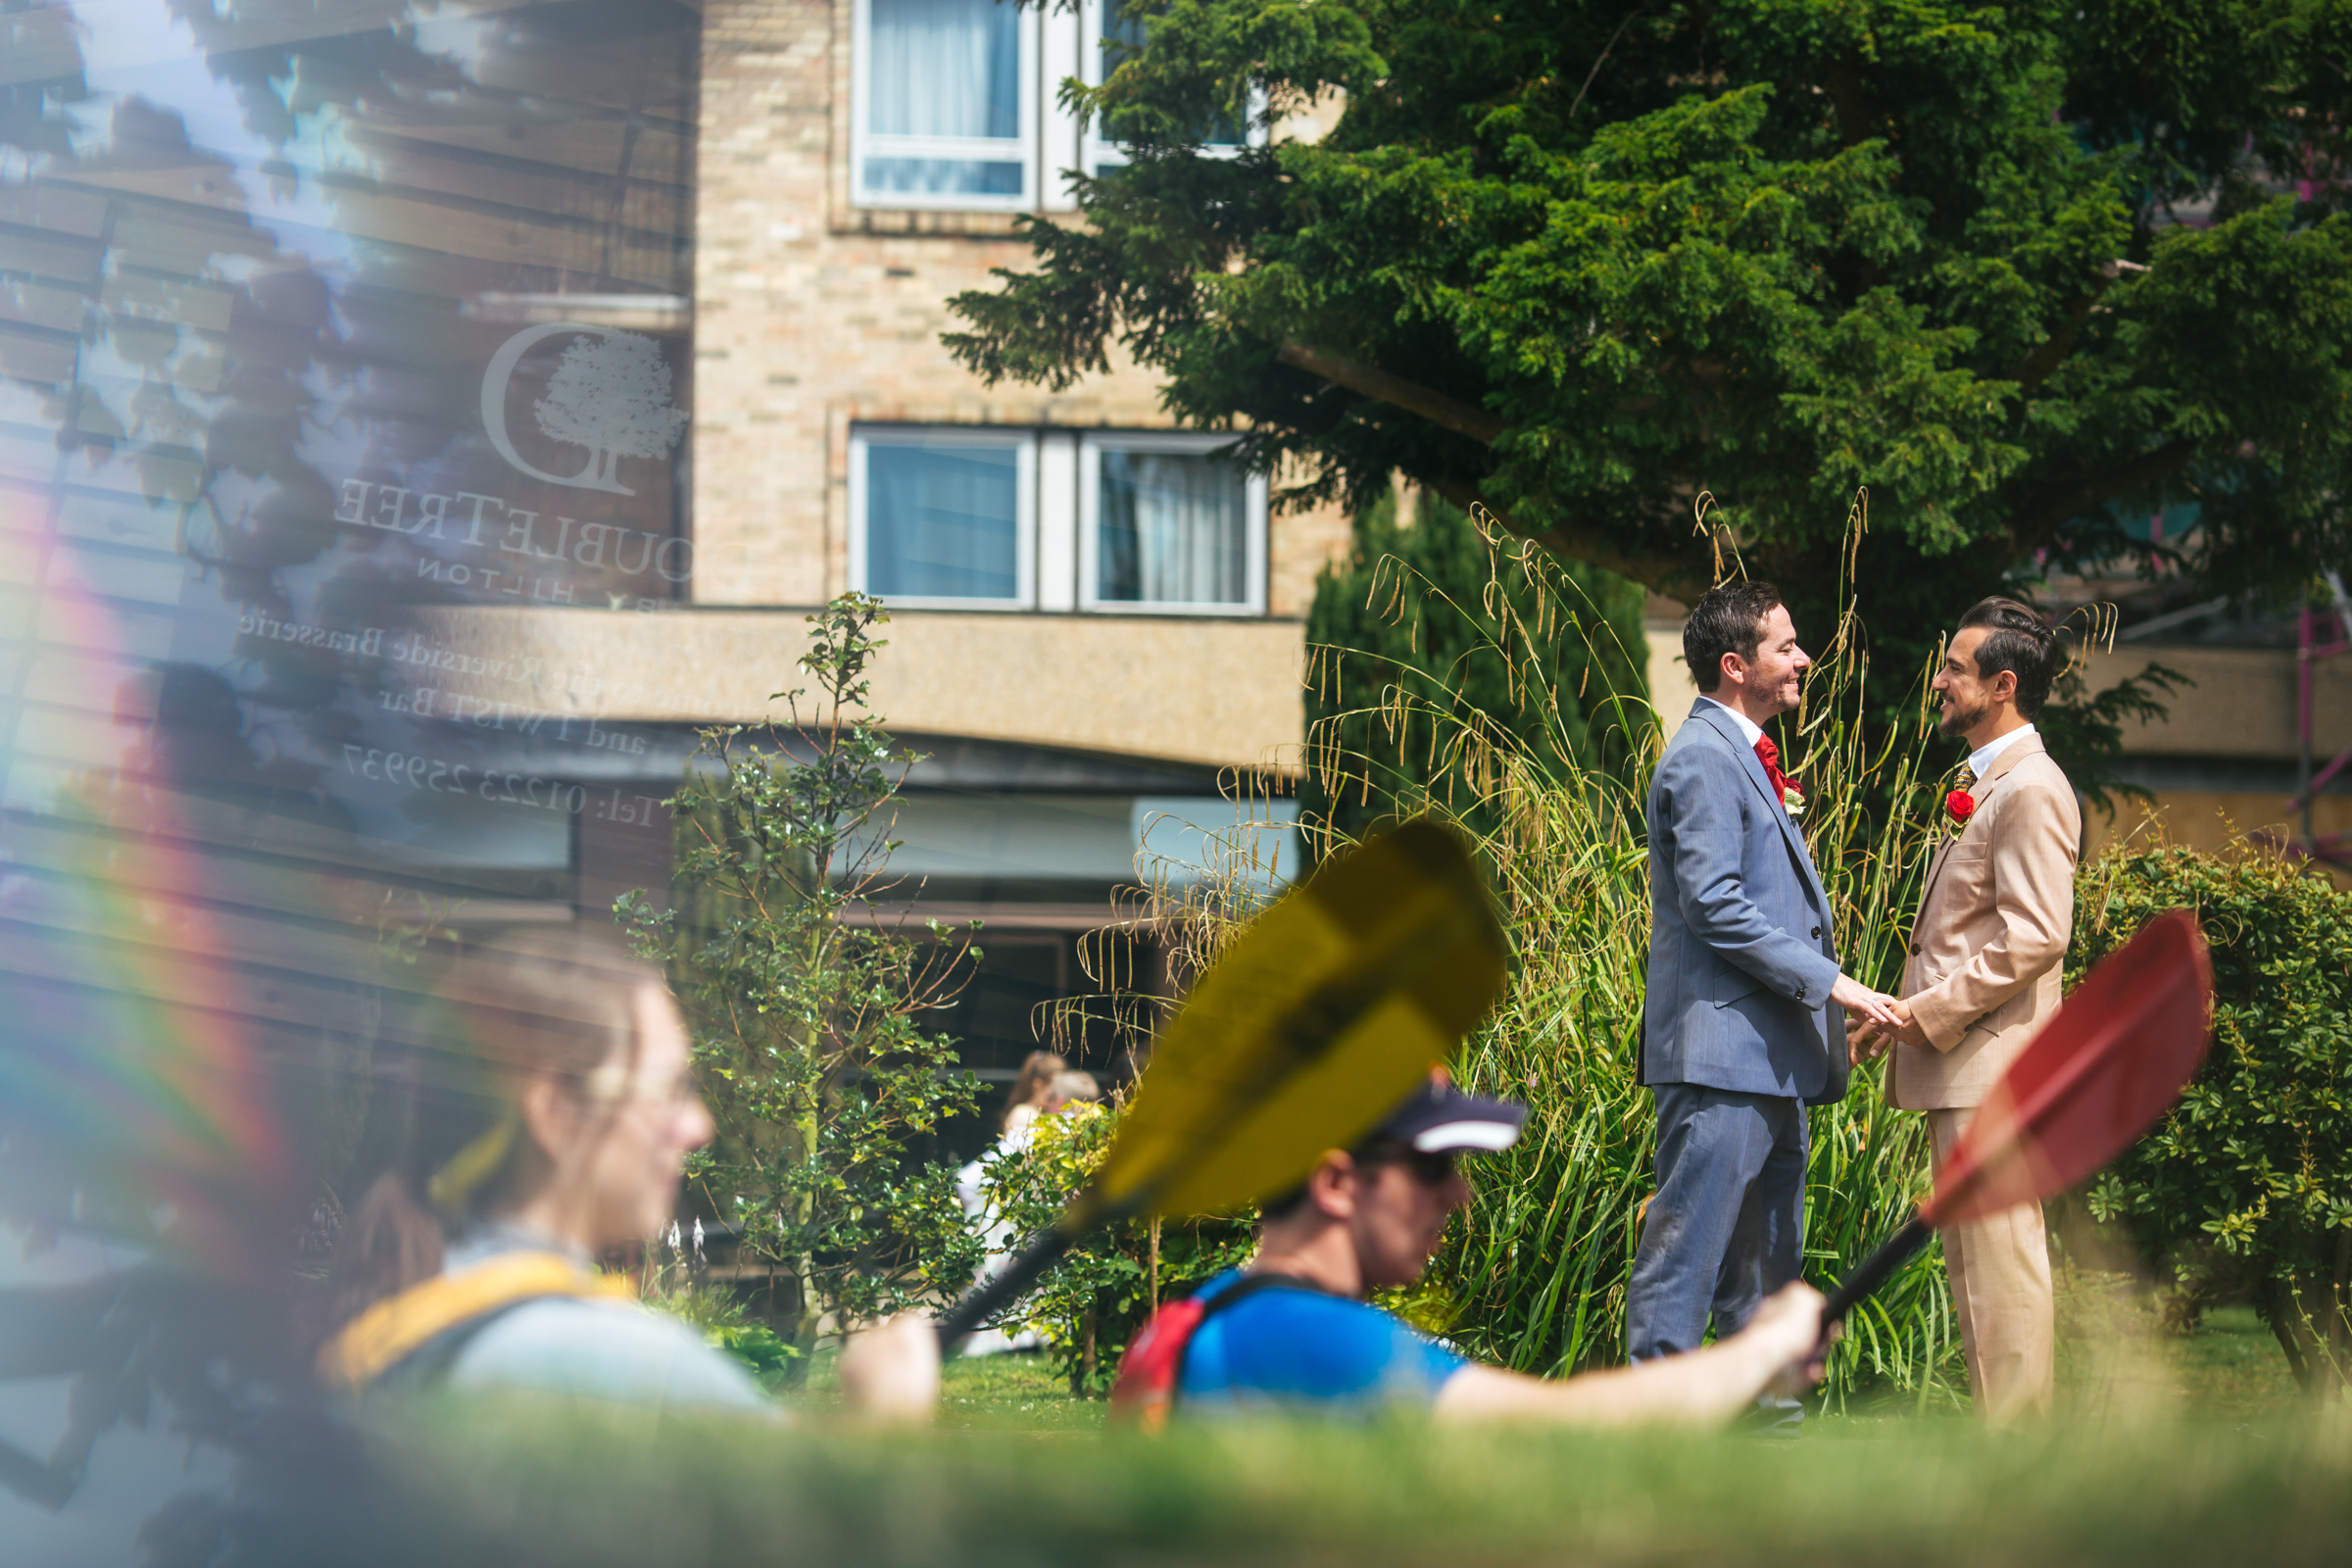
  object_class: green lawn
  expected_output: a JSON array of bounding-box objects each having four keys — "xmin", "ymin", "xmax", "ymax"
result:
[{"xmin": 804, "ymin": 1279, "xmax": 2309, "ymax": 1431}]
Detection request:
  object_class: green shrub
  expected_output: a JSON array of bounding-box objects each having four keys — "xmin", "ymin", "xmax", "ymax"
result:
[
  {"xmin": 974, "ymin": 1101, "xmax": 1254, "ymax": 1396},
  {"xmin": 2075, "ymin": 843, "xmax": 2352, "ymax": 1393}
]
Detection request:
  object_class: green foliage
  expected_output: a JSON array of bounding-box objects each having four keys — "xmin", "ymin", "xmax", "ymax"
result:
[
  {"xmin": 2074, "ymin": 843, "xmax": 2352, "ymax": 1393},
  {"xmin": 965, "ymin": 1101, "xmax": 1256, "ymax": 1397},
  {"xmin": 709, "ymin": 1323, "xmax": 803, "ymax": 1386},
  {"xmin": 1303, "ymin": 489, "xmax": 1649, "ymax": 842},
  {"xmin": 635, "ymin": 1230, "xmax": 808, "ymax": 1387},
  {"xmin": 949, "ymin": 0, "xmax": 2352, "ymax": 710},
  {"xmin": 618, "ymin": 595, "xmax": 983, "ymax": 1376}
]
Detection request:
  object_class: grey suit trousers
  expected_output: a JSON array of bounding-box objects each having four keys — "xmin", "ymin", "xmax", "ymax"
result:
[{"xmin": 1625, "ymin": 1085, "xmax": 1808, "ymax": 1362}]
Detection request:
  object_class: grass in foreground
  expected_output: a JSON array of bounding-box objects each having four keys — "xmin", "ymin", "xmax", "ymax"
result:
[
  {"xmin": 364, "ymin": 1396, "xmax": 2352, "ymax": 1568},
  {"xmin": 288, "ymin": 1303, "xmax": 2334, "ymax": 1566}
]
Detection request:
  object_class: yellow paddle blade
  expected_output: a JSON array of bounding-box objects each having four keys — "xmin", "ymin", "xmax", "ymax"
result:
[{"xmin": 1083, "ymin": 819, "xmax": 1508, "ymax": 1222}]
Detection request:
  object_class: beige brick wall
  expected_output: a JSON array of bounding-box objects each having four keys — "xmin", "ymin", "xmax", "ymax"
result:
[
  {"xmin": 689, "ymin": 0, "xmax": 1348, "ymax": 624},
  {"xmin": 2071, "ymin": 644, "xmax": 2351, "ymax": 763},
  {"xmin": 409, "ymin": 606, "xmax": 1308, "ymax": 772}
]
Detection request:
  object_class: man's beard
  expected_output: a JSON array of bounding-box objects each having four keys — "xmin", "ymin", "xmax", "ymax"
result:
[{"xmin": 1938, "ymin": 695, "xmax": 1991, "ymax": 736}]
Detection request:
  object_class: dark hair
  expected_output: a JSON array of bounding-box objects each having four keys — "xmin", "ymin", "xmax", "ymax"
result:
[
  {"xmin": 1257, "ymin": 1137, "xmax": 1423, "ymax": 1223},
  {"xmin": 1956, "ymin": 597, "xmax": 2060, "ymax": 718},
  {"xmin": 1683, "ymin": 581, "xmax": 1785, "ymax": 694},
  {"xmin": 322, "ymin": 925, "xmax": 668, "ymax": 1334}
]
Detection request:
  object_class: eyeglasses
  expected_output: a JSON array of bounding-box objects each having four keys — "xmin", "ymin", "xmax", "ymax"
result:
[
  {"xmin": 581, "ymin": 1063, "xmax": 702, "ymax": 1111},
  {"xmin": 1361, "ymin": 1146, "xmax": 1458, "ymax": 1188}
]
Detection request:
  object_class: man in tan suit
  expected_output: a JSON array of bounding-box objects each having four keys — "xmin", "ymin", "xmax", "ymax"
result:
[{"xmin": 1850, "ymin": 597, "xmax": 2080, "ymax": 1424}]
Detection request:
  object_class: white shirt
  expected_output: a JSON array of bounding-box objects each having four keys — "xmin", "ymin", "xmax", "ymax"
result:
[
  {"xmin": 1967, "ymin": 722, "xmax": 2036, "ymax": 780},
  {"xmin": 1697, "ymin": 695, "xmax": 1766, "ymax": 749}
]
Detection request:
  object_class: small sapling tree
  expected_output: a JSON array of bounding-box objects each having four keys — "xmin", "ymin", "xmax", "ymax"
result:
[{"xmin": 618, "ymin": 594, "xmax": 982, "ymax": 1377}]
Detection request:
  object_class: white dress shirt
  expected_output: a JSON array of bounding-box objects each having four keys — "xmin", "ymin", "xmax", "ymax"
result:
[
  {"xmin": 1697, "ymin": 695, "xmax": 1766, "ymax": 749},
  {"xmin": 1967, "ymin": 721, "xmax": 2037, "ymax": 780}
]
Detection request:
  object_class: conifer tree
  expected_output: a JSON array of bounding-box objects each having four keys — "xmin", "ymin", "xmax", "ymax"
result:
[{"xmin": 949, "ymin": 0, "xmax": 2352, "ymax": 701}]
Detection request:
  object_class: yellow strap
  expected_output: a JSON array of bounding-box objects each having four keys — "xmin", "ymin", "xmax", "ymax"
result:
[{"xmin": 317, "ymin": 1251, "xmax": 635, "ymax": 1393}]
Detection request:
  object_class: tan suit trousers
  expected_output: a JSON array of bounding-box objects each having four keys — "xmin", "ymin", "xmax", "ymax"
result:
[{"xmin": 1930, "ymin": 1107, "xmax": 2054, "ymax": 1424}]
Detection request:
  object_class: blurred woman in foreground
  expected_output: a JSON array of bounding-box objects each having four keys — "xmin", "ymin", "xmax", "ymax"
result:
[{"xmin": 316, "ymin": 927, "xmax": 933, "ymax": 1415}]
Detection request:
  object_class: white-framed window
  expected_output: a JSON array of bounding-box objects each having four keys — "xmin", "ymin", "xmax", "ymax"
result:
[
  {"xmin": 849, "ymin": 424, "xmax": 1266, "ymax": 614},
  {"xmin": 1079, "ymin": 0, "xmax": 1262, "ymax": 181},
  {"xmin": 1079, "ymin": 431, "xmax": 1265, "ymax": 614},
  {"xmin": 849, "ymin": 426, "xmax": 1036, "ymax": 609},
  {"xmin": 853, "ymin": 0, "xmax": 1040, "ymax": 209}
]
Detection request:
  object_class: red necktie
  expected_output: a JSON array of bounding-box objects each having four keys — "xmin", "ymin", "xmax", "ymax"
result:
[{"xmin": 1754, "ymin": 736, "xmax": 1798, "ymax": 800}]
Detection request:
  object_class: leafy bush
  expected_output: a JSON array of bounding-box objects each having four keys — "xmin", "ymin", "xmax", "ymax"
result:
[
  {"xmin": 974, "ymin": 1101, "xmax": 1254, "ymax": 1396},
  {"xmin": 2075, "ymin": 843, "xmax": 2352, "ymax": 1393}
]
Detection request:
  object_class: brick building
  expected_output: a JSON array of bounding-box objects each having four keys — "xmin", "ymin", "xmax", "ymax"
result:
[{"xmin": 428, "ymin": 1, "xmax": 1364, "ymax": 1096}]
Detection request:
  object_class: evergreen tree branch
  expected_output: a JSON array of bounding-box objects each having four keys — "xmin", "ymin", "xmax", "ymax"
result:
[{"xmin": 1275, "ymin": 341, "xmax": 1507, "ymax": 444}]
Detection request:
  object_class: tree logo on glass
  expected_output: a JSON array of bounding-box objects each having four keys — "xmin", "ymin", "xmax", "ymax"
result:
[{"xmin": 480, "ymin": 322, "xmax": 688, "ymax": 495}]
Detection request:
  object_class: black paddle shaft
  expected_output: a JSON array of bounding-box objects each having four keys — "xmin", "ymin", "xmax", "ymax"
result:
[
  {"xmin": 934, "ymin": 1227, "xmax": 1076, "ymax": 1351},
  {"xmin": 1822, "ymin": 1214, "xmax": 1934, "ymax": 1327}
]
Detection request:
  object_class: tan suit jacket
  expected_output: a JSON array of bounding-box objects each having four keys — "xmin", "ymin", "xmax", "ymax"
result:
[{"xmin": 1890, "ymin": 734, "xmax": 2081, "ymax": 1110}]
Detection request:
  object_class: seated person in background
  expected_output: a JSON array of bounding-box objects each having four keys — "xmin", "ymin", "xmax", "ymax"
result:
[
  {"xmin": 1128, "ymin": 1073, "xmax": 1826, "ymax": 1425},
  {"xmin": 952, "ymin": 1053, "xmax": 1080, "ymax": 1356},
  {"xmin": 316, "ymin": 926, "xmax": 934, "ymax": 1418},
  {"xmin": 1044, "ymin": 1068, "xmax": 1103, "ymax": 1113},
  {"xmin": 956, "ymin": 1050, "xmax": 1065, "ymax": 1234}
]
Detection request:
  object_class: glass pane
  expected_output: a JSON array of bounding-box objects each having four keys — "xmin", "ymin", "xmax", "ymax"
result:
[
  {"xmin": 870, "ymin": 0, "xmax": 1021, "ymax": 139},
  {"xmin": 863, "ymin": 158, "xmax": 1027, "ymax": 196},
  {"xmin": 2, "ymin": 8, "xmax": 705, "ymax": 1546},
  {"xmin": 867, "ymin": 439, "xmax": 1022, "ymax": 599},
  {"xmin": 1097, "ymin": 449, "xmax": 1247, "ymax": 605}
]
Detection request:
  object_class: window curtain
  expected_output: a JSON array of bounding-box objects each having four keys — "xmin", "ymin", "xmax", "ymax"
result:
[
  {"xmin": 1098, "ymin": 450, "xmax": 1246, "ymax": 605},
  {"xmin": 870, "ymin": 0, "xmax": 1018, "ymax": 136}
]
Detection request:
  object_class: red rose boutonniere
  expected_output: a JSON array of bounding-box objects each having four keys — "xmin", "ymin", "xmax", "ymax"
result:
[{"xmin": 1945, "ymin": 789, "xmax": 1977, "ymax": 826}]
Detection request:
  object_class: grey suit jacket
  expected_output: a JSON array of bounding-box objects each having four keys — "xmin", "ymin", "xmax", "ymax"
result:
[{"xmin": 1640, "ymin": 700, "xmax": 1847, "ymax": 1104}]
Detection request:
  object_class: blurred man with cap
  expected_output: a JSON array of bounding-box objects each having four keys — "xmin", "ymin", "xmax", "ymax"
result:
[{"xmin": 1157, "ymin": 1072, "xmax": 1827, "ymax": 1423}]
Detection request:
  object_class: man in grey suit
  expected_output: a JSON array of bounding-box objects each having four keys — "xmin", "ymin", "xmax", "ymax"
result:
[{"xmin": 1627, "ymin": 582, "xmax": 1897, "ymax": 1369}]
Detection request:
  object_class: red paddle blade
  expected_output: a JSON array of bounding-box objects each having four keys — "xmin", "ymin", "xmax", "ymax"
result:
[{"xmin": 1924, "ymin": 908, "xmax": 2213, "ymax": 1229}]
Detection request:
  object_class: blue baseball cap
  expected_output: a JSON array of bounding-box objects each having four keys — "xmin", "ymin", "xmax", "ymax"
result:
[{"xmin": 1371, "ymin": 1071, "xmax": 1528, "ymax": 1153}]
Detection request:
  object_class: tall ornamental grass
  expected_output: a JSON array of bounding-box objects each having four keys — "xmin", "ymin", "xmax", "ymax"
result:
[{"xmin": 1309, "ymin": 504, "xmax": 1963, "ymax": 1405}]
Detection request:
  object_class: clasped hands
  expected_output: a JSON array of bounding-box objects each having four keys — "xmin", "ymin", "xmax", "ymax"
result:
[
  {"xmin": 1829, "ymin": 972, "xmax": 1928, "ymax": 1062},
  {"xmin": 1845, "ymin": 999, "xmax": 1930, "ymax": 1063}
]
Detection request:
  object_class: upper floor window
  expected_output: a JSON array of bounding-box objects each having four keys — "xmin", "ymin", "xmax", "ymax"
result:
[
  {"xmin": 850, "ymin": 427, "xmax": 1035, "ymax": 609},
  {"xmin": 850, "ymin": 425, "xmax": 1265, "ymax": 614},
  {"xmin": 1082, "ymin": 434, "xmax": 1261, "ymax": 612},
  {"xmin": 852, "ymin": 0, "xmax": 1264, "ymax": 212},
  {"xmin": 855, "ymin": 0, "xmax": 1037, "ymax": 208}
]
